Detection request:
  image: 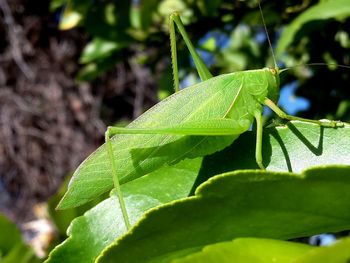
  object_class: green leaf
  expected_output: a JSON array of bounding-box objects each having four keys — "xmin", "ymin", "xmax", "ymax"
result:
[
  {"xmin": 130, "ymin": 0, "xmax": 159, "ymax": 30},
  {"xmin": 1, "ymin": 243, "xmax": 39, "ymax": 263},
  {"xmin": 0, "ymin": 214, "xmax": 39, "ymax": 263},
  {"xmin": 197, "ymin": 0, "xmax": 222, "ymax": 16},
  {"xmin": 80, "ymin": 38, "xmax": 122, "ymax": 64},
  {"xmin": 277, "ymin": 0, "xmax": 350, "ymax": 57},
  {"xmin": 76, "ymin": 56, "xmax": 118, "ymax": 81},
  {"xmin": 49, "ymin": 0, "xmax": 66, "ymax": 11},
  {"xmin": 83, "ymin": 2, "xmax": 131, "ymax": 41},
  {"xmin": 173, "ymin": 237, "xmax": 350, "ymax": 263},
  {"xmin": 172, "ymin": 238, "xmax": 312, "ymax": 263},
  {"xmin": 0, "ymin": 214, "xmax": 22, "ymax": 255},
  {"xmin": 45, "ymin": 158, "xmax": 202, "ymax": 263},
  {"xmin": 97, "ymin": 166, "xmax": 350, "ymax": 263},
  {"xmin": 59, "ymin": 6, "xmax": 82, "ymax": 30}
]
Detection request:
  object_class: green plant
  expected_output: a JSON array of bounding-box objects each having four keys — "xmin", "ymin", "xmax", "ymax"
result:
[{"xmin": 0, "ymin": 214, "xmax": 40, "ymax": 263}]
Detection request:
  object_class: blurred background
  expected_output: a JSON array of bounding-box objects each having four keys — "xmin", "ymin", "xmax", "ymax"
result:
[{"xmin": 0, "ymin": 0, "xmax": 349, "ymax": 260}]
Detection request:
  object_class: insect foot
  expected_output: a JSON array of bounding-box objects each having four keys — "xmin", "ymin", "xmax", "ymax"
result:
[{"xmin": 319, "ymin": 119, "xmax": 344, "ymax": 128}]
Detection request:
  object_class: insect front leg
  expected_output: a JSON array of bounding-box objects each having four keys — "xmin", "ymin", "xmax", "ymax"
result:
[
  {"xmin": 105, "ymin": 127, "xmax": 131, "ymax": 230},
  {"xmin": 264, "ymin": 98, "xmax": 344, "ymax": 128}
]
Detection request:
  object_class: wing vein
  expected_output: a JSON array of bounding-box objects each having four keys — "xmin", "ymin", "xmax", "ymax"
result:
[{"xmin": 223, "ymin": 75, "xmax": 244, "ymax": 118}]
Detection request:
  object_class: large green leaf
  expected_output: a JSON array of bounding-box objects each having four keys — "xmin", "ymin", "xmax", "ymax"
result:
[
  {"xmin": 45, "ymin": 158, "xmax": 202, "ymax": 263},
  {"xmin": 173, "ymin": 237, "xmax": 350, "ymax": 263},
  {"xmin": 97, "ymin": 166, "xmax": 350, "ymax": 263},
  {"xmin": 276, "ymin": 0, "xmax": 350, "ymax": 57},
  {"xmin": 172, "ymin": 238, "xmax": 312, "ymax": 263}
]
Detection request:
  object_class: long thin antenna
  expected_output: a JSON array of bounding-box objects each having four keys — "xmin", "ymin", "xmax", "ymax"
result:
[
  {"xmin": 280, "ymin": 63, "xmax": 350, "ymax": 74},
  {"xmin": 258, "ymin": 1, "xmax": 277, "ymax": 69}
]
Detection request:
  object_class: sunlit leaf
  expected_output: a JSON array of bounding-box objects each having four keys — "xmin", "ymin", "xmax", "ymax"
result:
[{"xmin": 97, "ymin": 166, "xmax": 350, "ymax": 263}]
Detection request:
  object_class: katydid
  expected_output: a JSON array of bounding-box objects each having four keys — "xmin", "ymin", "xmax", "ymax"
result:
[
  {"xmin": 60, "ymin": 6, "xmax": 343, "ymax": 230},
  {"xmin": 103, "ymin": 12, "xmax": 343, "ymax": 228}
]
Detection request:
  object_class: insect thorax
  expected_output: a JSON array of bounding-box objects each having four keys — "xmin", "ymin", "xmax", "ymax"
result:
[{"xmin": 265, "ymin": 67, "xmax": 280, "ymax": 103}]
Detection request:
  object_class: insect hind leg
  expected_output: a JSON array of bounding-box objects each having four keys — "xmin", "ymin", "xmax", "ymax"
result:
[{"xmin": 169, "ymin": 13, "xmax": 213, "ymax": 93}]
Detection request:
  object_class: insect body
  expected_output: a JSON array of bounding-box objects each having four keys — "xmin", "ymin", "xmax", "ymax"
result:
[
  {"xmin": 59, "ymin": 12, "xmax": 342, "ymax": 230},
  {"xmin": 106, "ymin": 67, "xmax": 280, "ymax": 179},
  {"xmin": 103, "ymin": 67, "xmax": 280, "ymax": 228}
]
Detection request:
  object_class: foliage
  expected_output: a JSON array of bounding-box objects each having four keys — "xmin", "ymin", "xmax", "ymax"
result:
[
  {"xmin": 43, "ymin": 0, "xmax": 350, "ymax": 262},
  {"xmin": 97, "ymin": 164, "xmax": 350, "ymax": 263},
  {"xmin": 51, "ymin": 0, "xmax": 350, "ymax": 121},
  {"xmin": 0, "ymin": 214, "xmax": 40, "ymax": 263}
]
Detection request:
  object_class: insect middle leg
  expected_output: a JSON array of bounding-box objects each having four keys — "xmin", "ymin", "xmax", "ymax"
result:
[{"xmin": 254, "ymin": 111, "xmax": 265, "ymax": 170}]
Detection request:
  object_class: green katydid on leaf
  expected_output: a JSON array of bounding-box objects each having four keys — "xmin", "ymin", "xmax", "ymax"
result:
[{"xmin": 58, "ymin": 6, "xmax": 345, "ymax": 229}]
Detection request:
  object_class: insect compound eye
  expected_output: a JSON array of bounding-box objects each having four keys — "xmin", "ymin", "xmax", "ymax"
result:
[{"xmin": 269, "ymin": 68, "xmax": 277, "ymax": 75}]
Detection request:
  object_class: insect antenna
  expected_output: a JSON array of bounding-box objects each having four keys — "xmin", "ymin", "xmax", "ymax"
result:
[
  {"xmin": 279, "ymin": 63, "xmax": 350, "ymax": 74},
  {"xmin": 258, "ymin": 1, "xmax": 278, "ymax": 69}
]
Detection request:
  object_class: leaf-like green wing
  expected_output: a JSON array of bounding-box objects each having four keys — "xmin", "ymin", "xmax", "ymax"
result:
[
  {"xmin": 97, "ymin": 166, "xmax": 350, "ymax": 263},
  {"xmin": 276, "ymin": 0, "xmax": 350, "ymax": 57},
  {"xmin": 58, "ymin": 72, "xmax": 255, "ymax": 209}
]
